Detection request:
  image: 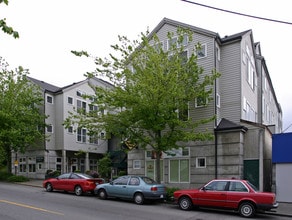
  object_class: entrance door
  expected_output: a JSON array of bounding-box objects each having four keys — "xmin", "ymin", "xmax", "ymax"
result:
[{"xmin": 244, "ymin": 160, "xmax": 259, "ymax": 189}]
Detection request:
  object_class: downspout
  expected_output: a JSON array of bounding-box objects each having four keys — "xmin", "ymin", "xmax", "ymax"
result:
[{"xmin": 214, "ymin": 39, "xmax": 218, "ymax": 179}]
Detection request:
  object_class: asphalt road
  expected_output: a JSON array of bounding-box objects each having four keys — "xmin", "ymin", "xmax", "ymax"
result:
[{"xmin": 0, "ymin": 182, "xmax": 290, "ymax": 220}]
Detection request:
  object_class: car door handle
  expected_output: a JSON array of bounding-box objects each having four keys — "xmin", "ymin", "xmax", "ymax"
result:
[{"xmin": 123, "ymin": 186, "xmax": 126, "ymax": 188}]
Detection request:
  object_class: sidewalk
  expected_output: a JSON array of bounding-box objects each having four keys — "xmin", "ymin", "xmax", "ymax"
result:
[{"xmin": 18, "ymin": 179, "xmax": 292, "ymax": 217}]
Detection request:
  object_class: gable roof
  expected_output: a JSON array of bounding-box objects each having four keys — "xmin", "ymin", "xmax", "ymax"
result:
[
  {"xmin": 148, "ymin": 17, "xmax": 218, "ymax": 39},
  {"xmin": 27, "ymin": 76, "xmax": 61, "ymax": 93},
  {"xmin": 215, "ymin": 118, "xmax": 248, "ymax": 132}
]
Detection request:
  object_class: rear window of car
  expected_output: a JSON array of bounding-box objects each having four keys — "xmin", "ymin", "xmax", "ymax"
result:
[{"xmin": 141, "ymin": 177, "xmax": 157, "ymax": 184}]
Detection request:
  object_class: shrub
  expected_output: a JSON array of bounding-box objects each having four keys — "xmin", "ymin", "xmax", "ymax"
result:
[
  {"xmin": 45, "ymin": 170, "xmax": 60, "ymax": 179},
  {"xmin": 0, "ymin": 171, "xmax": 13, "ymax": 181},
  {"xmin": 166, "ymin": 187, "xmax": 180, "ymax": 202},
  {"xmin": 7, "ymin": 175, "xmax": 29, "ymax": 182}
]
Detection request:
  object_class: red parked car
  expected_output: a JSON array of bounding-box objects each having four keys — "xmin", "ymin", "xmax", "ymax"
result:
[
  {"xmin": 173, "ymin": 179, "xmax": 278, "ymax": 218},
  {"xmin": 43, "ymin": 172, "xmax": 104, "ymax": 196}
]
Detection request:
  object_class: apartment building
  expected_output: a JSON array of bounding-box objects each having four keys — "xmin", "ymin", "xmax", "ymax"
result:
[
  {"xmin": 12, "ymin": 77, "xmax": 114, "ymax": 179},
  {"xmin": 127, "ymin": 18, "xmax": 282, "ymax": 191}
]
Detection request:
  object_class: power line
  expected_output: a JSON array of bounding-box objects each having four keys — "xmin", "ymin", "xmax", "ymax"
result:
[{"xmin": 181, "ymin": 0, "xmax": 292, "ymax": 25}]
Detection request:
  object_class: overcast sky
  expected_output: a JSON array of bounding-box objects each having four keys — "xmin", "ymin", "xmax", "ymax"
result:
[{"xmin": 1, "ymin": 0, "xmax": 292, "ymax": 132}]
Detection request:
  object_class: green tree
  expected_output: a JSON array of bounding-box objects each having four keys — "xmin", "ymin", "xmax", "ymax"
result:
[
  {"xmin": 97, "ymin": 153, "xmax": 112, "ymax": 179},
  {"xmin": 67, "ymin": 28, "xmax": 220, "ymax": 183},
  {"xmin": 0, "ymin": 62, "xmax": 46, "ymax": 172},
  {"xmin": 0, "ymin": 0, "xmax": 19, "ymax": 38}
]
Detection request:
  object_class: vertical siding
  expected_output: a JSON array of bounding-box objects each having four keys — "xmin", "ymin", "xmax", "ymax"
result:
[{"xmin": 219, "ymin": 41, "xmax": 242, "ymax": 123}]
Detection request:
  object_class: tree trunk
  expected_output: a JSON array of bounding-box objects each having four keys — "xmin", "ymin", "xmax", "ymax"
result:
[{"xmin": 155, "ymin": 151, "xmax": 161, "ymax": 183}]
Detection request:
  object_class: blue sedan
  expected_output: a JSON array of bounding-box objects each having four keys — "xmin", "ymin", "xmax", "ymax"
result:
[{"xmin": 94, "ymin": 175, "xmax": 166, "ymax": 204}]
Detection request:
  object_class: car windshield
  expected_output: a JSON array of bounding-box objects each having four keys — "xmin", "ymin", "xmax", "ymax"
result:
[
  {"xmin": 140, "ymin": 176, "xmax": 157, "ymax": 184},
  {"xmin": 246, "ymin": 181, "xmax": 259, "ymax": 192}
]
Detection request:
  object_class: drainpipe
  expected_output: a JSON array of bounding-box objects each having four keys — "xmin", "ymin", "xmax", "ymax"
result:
[{"xmin": 214, "ymin": 39, "xmax": 218, "ymax": 179}]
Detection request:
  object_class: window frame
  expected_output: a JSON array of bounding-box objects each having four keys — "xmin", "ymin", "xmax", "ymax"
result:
[
  {"xmin": 46, "ymin": 95, "xmax": 53, "ymax": 104},
  {"xmin": 196, "ymin": 157, "xmax": 206, "ymax": 168},
  {"xmin": 195, "ymin": 43, "xmax": 207, "ymax": 59},
  {"xmin": 133, "ymin": 160, "xmax": 141, "ymax": 169}
]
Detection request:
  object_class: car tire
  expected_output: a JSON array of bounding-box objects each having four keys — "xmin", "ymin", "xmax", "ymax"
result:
[
  {"xmin": 178, "ymin": 196, "xmax": 193, "ymax": 211},
  {"xmin": 239, "ymin": 202, "xmax": 255, "ymax": 218},
  {"xmin": 74, "ymin": 185, "xmax": 83, "ymax": 196},
  {"xmin": 98, "ymin": 189, "xmax": 108, "ymax": 200},
  {"xmin": 134, "ymin": 192, "xmax": 144, "ymax": 205},
  {"xmin": 45, "ymin": 183, "xmax": 53, "ymax": 192}
]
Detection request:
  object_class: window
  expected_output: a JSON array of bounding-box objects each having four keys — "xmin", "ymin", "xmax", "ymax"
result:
[
  {"xmin": 56, "ymin": 157, "xmax": 62, "ymax": 171},
  {"xmin": 216, "ymin": 45, "xmax": 220, "ymax": 61},
  {"xmin": 133, "ymin": 160, "xmax": 141, "ymax": 169},
  {"xmin": 145, "ymin": 160, "xmax": 163, "ymax": 181},
  {"xmin": 67, "ymin": 96, "xmax": 73, "ymax": 105},
  {"xmin": 77, "ymin": 100, "xmax": 87, "ymax": 113},
  {"xmin": 196, "ymin": 157, "xmax": 206, "ymax": 168},
  {"xmin": 89, "ymin": 103, "xmax": 98, "ymax": 112},
  {"xmin": 67, "ymin": 126, "xmax": 73, "ymax": 134},
  {"xmin": 205, "ymin": 181, "xmax": 228, "ymax": 191},
  {"xmin": 89, "ymin": 134, "xmax": 98, "ymax": 144},
  {"xmin": 195, "ymin": 43, "xmax": 207, "ymax": 58},
  {"xmin": 229, "ymin": 181, "xmax": 248, "ymax": 192},
  {"xmin": 245, "ymin": 45, "xmax": 255, "ymax": 89},
  {"xmin": 28, "ymin": 157, "xmax": 36, "ymax": 172},
  {"xmin": 46, "ymin": 95, "xmax": 53, "ymax": 104},
  {"xmin": 19, "ymin": 157, "xmax": 26, "ymax": 172},
  {"xmin": 195, "ymin": 95, "xmax": 207, "ymax": 107},
  {"xmin": 46, "ymin": 125, "xmax": 53, "ymax": 133},
  {"xmin": 113, "ymin": 176, "xmax": 129, "ymax": 185},
  {"xmin": 216, "ymin": 93, "xmax": 221, "ymax": 108},
  {"xmin": 76, "ymin": 90, "xmax": 85, "ymax": 97},
  {"xmin": 153, "ymin": 41, "xmax": 164, "ymax": 52},
  {"xmin": 129, "ymin": 177, "xmax": 140, "ymax": 185},
  {"xmin": 167, "ymin": 35, "xmax": 188, "ymax": 50},
  {"xmin": 169, "ymin": 159, "xmax": 189, "ymax": 183},
  {"xmin": 77, "ymin": 128, "xmax": 86, "ymax": 143}
]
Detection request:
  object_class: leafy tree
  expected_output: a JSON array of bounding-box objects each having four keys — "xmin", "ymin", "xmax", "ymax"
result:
[
  {"xmin": 0, "ymin": 0, "xmax": 19, "ymax": 38},
  {"xmin": 0, "ymin": 61, "xmax": 46, "ymax": 172},
  {"xmin": 97, "ymin": 153, "xmax": 112, "ymax": 179},
  {"xmin": 67, "ymin": 28, "xmax": 220, "ymax": 183}
]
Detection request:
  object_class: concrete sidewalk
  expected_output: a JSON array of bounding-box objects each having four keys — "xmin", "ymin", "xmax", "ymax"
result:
[{"xmin": 17, "ymin": 179, "xmax": 292, "ymax": 218}]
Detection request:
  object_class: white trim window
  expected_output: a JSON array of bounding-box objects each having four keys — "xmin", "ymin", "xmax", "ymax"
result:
[
  {"xmin": 169, "ymin": 159, "xmax": 189, "ymax": 183},
  {"xmin": 167, "ymin": 34, "xmax": 188, "ymax": 50},
  {"xmin": 67, "ymin": 96, "xmax": 73, "ymax": 105},
  {"xmin": 216, "ymin": 93, "xmax": 221, "ymax": 108},
  {"xmin": 196, "ymin": 157, "xmax": 206, "ymax": 168},
  {"xmin": 46, "ymin": 95, "xmax": 53, "ymax": 104},
  {"xmin": 195, "ymin": 43, "xmax": 207, "ymax": 59},
  {"xmin": 76, "ymin": 90, "xmax": 85, "ymax": 97},
  {"xmin": 67, "ymin": 126, "xmax": 73, "ymax": 134},
  {"xmin": 77, "ymin": 100, "xmax": 87, "ymax": 114},
  {"xmin": 77, "ymin": 128, "xmax": 86, "ymax": 143},
  {"xmin": 195, "ymin": 95, "xmax": 208, "ymax": 107},
  {"xmin": 133, "ymin": 160, "xmax": 141, "ymax": 169}
]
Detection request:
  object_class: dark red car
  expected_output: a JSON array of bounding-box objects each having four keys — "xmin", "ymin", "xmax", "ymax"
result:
[
  {"xmin": 173, "ymin": 179, "xmax": 278, "ymax": 218},
  {"xmin": 43, "ymin": 172, "xmax": 104, "ymax": 196}
]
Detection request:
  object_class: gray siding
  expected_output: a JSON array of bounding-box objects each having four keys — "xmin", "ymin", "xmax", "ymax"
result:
[{"xmin": 219, "ymin": 41, "xmax": 242, "ymax": 123}]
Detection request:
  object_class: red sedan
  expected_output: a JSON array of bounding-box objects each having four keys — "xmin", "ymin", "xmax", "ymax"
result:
[
  {"xmin": 43, "ymin": 172, "xmax": 104, "ymax": 196},
  {"xmin": 173, "ymin": 179, "xmax": 278, "ymax": 218}
]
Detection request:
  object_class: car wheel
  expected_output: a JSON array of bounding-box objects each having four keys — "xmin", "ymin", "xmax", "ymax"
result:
[
  {"xmin": 74, "ymin": 185, "xmax": 83, "ymax": 196},
  {"xmin": 179, "ymin": 196, "xmax": 193, "ymax": 211},
  {"xmin": 134, "ymin": 193, "xmax": 144, "ymax": 205},
  {"xmin": 45, "ymin": 183, "xmax": 53, "ymax": 192},
  {"xmin": 98, "ymin": 189, "xmax": 108, "ymax": 200},
  {"xmin": 239, "ymin": 202, "xmax": 255, "ymax": 218}
]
